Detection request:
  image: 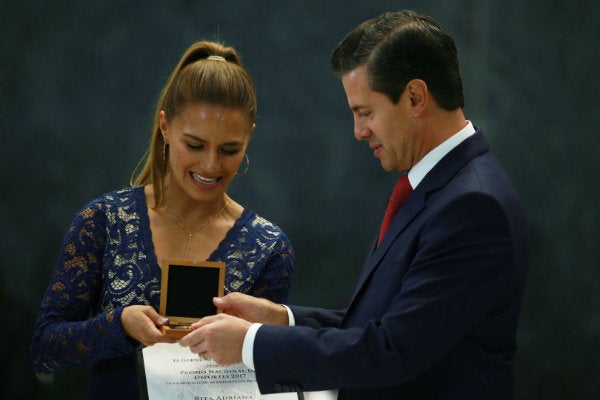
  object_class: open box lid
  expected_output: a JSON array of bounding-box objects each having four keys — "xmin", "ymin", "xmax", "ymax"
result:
[{"xmin": 159, "ymin": 259, "xmax": 225, "ymax": 325}]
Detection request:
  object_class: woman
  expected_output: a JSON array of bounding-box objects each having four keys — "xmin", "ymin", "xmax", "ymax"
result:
[{"xmin": 30, "ymin": 41, "xmax": 294, "ymax": 399}]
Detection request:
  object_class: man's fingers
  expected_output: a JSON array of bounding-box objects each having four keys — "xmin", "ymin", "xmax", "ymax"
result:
[
  {"xmin": 190, "ymin": 315, "xmax": 219, "ymax": 330},
  {"xmin": 180, "ymin": 314, "xmax": 229, "ymax": 347},
  {"xmin": 213, "ymin": 296, "xmax": 226, "ymax": 308}
]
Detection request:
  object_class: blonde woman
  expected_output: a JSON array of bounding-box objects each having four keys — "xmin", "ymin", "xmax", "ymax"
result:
[{"xmin": 30, "ymin": 41, "xmax": 294, "ymax": 399}]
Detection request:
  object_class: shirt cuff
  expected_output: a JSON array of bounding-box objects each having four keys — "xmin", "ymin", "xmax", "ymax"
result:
[
  {"xmin": 241, "ymin": 306, "xmax": 295, "ymax": 370},
  {"xmin": 282, "ymin": 304, "xmax": 295, "ymax": 326},
  {"xmin": 242, "ymin": 323, "xmax": 262, "ymax": 370}
]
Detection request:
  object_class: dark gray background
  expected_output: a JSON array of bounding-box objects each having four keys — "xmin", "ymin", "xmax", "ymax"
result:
[{"xmin": 1, "ymin": 1, "xmax": 598, "ymax": 399}]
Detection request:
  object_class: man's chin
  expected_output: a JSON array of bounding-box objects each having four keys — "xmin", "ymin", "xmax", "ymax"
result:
[{"xmin": 379, "ymin": 161, "xmax": 394, "ymax": 172}]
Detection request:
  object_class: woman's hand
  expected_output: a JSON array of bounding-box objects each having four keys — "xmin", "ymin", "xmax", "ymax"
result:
[{"xmin": 121, "ymin": 305, "xmax": 176, "ymax": 346}]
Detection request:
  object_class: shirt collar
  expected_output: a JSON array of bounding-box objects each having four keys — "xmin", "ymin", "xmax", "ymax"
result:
[{"xmin": 407, "ymin": 121, "xmax": 476, "ymax": 188}]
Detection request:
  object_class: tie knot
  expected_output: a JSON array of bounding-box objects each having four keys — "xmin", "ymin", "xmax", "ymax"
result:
[
  {"xmin": 390, "ymin": 174, "xmax": 412, "ymax": 203},
  {"xmin": 377, "ymin": 175, "xmax": 412, "ymax": 246}
]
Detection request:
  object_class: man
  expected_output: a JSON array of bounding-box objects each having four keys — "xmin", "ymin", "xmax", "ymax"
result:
[{"xmin": 180, "ymin": 10, "xmax": 528, "ymax": 399}]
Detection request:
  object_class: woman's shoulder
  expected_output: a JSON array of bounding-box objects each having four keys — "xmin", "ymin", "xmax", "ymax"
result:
[
  {"xmin": 238, "ymin": 208, "xmax": 289, "ymax": 239},
  {"xmin": 82, "ymin": 186, "xmax": 143, "ymax": 208},
  {"xmin": 75, "ymin": 186, "xmax": 144, "ymax": 220}
]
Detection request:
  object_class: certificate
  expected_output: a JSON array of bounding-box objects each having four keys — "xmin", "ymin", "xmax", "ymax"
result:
[{"xmin": 138, "ymin": 343, "xmax": 297, "ymax": 400}]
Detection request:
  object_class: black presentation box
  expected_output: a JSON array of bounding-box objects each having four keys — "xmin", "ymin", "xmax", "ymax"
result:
[{"xmin": 159, "ymin": 259, "xmax": 225, "ymax": 338}]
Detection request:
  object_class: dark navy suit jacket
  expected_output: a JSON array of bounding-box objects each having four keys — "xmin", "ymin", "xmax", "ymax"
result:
[{"xmin": 253, "ymin": 130, "xmax": 528, "ymax": 399}]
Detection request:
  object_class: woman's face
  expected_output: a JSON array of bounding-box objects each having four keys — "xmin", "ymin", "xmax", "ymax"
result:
[{"xmin": 160, "ymin": 103, "xmax": 254, "ymax": 204}]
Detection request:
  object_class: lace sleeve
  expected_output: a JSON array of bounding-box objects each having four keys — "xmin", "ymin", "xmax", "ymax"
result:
[
  {"xmin": 30, "ymin": 202, "xmax": 137, "ymax": 374},
  {"xmin": 249, "ymin": 233, "xmax": 295, "ymax": 304}
]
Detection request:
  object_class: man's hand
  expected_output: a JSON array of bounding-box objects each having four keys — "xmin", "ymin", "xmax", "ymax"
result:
[
  {"xmin": 214, "ymin": 292, "xmax": 289, "ymax": 325},
  {"xmin": 121, "ymin": 305, "xmax": 176, "ymax": 346},
  {"xmin": 179, "ymin": 313, "xmax": 251, "ymax": 365}
]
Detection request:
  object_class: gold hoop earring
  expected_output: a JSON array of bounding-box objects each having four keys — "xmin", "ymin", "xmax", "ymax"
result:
[{"xmin": 236, "ymin": 153, "xmax": 249, "ymax": 176}]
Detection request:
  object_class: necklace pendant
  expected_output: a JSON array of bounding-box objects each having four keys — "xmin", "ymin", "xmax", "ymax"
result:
[
  {"xmin": 185, "ymin": 237, "xmax": 192, "ymax": 258},
  {"xmin": 166, "ymin": 200, "xmax": 229, "ymax": 259}
]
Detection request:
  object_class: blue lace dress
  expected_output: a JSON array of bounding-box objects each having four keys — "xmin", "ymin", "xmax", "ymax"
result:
[{"xmin": 30, "ymin": 186, "xmax": 294, "ymax": 399}]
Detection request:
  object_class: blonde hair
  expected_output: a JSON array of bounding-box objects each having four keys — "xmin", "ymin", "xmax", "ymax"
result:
[{"xmin": 130, "ymin": 41, "xmax": 257, "ymax": 207}]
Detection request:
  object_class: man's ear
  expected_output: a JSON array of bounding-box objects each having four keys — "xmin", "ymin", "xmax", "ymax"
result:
[{"xmin": 406, "ymin": 79, "xmax": 428, "ymax": 117}]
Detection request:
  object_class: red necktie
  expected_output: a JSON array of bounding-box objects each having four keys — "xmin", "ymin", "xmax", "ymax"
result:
[{"xmin": 377, "ymin": 174, "xmax": 412, "ymax": 246}]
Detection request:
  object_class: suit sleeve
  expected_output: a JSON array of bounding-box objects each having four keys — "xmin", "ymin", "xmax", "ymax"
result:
[
  {"xmin": 288, "ymin": 305, "xmax": 346, "ymax": 329},
  {"xmin": 252, "ymin": 192, "xmax": 520, "ymax": 393}
]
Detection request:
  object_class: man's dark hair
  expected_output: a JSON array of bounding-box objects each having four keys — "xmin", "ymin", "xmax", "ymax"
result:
[{"xmin": 331, "ymin": 10, "xmax": 464, "ymax": 110}]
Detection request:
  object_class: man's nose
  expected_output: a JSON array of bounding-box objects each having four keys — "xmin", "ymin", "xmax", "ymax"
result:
[{"xmin": 354, "ymin": 120, "xmax": 371, "ymax": 140}]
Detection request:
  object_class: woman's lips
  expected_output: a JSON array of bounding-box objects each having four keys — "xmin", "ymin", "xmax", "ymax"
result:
[{"xmin": 191, "ymin": 172, "xmax": 219, "ymax": 185}]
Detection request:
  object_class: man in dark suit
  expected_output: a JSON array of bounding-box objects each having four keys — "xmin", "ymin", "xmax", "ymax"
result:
[{"xmin": 180, "ymin": 10, "xmax": 528, "ymax": 399}]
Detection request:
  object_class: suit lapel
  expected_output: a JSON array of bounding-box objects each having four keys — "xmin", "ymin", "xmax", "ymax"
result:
[
  {"xmin": 353, "ymin": 185, "xmax": 425, "ymax": 293},
  {"xmin": 346, "ymin": 130, "xmax": 490, "ymax": 312}
]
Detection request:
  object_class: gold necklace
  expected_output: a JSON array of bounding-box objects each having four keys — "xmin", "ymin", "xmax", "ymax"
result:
[{"xmin": 166, "ymin": 200, "xmax": 229, "ymax": 258}]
